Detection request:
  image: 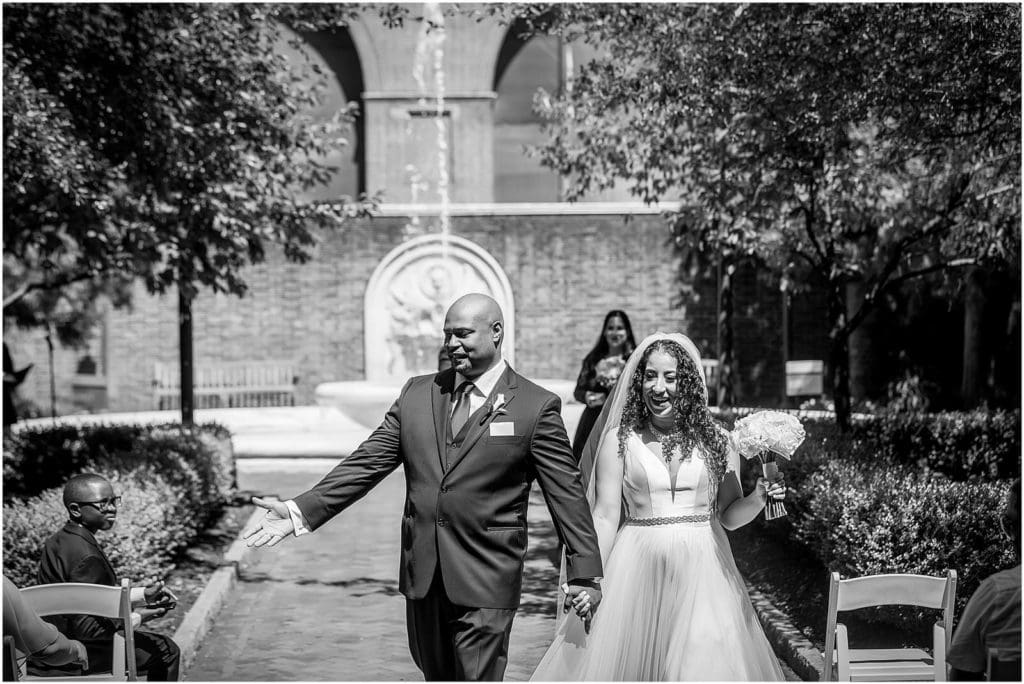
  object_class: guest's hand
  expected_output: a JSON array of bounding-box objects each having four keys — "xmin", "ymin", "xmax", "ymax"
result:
[
  {"xmin": 143, "ymin": 581, "xmax": 167, "ymax": 604},
  {"xmin": 70, "ymin": 640, "xmax": 89, "ymax": 670},
  {"xmin": 563, "ymin": 582, "xmax": 603, "ymax": 633},
  {"xmin": 135, "ymin": 606, "xmax": 169, "ymax": 623},
  {"xmin": 244, "ymin": 497, "xmax": 295, "ymax": 547},
  {"xmin": 756, "ymin": 474, "xmax": 787, "ymax": 502},
  {"xmin": 584, "ymin": 392, "xmax": 606, "ymax": 408}
]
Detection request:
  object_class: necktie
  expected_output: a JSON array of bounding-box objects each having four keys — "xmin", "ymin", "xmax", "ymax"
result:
[{"xmin": 450, "ymin": 381, "xmax": 474, "ymax": 437}]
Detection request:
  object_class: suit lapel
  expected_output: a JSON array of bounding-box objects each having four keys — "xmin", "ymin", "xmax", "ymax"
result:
[
  {"xmin": 432, "ymin": 370, "xmax": 455, "ymax": 472},
  {"xmin": 446, "ymin": 366, "xmax": 519, "ymax": 474}
]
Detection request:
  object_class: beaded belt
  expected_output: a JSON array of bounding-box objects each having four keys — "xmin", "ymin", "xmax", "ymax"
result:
[{"xmin": 624, "ymin": 513, "xmax": 710, "ymax": 526}]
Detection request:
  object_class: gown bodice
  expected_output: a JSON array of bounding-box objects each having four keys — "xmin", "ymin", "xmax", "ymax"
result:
[{"xmin": 622, "ymin": 432, "xmax": 712, "ymax": 519}]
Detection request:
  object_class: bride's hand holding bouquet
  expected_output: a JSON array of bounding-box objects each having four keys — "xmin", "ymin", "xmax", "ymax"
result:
[{"xmin": 731, "ymin": 411, "xmax": 806, "ymax": 520}]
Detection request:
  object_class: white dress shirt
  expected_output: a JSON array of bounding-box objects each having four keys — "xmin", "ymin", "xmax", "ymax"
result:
[{"xmin": 286, "ymin": 360, "xmax": 509, "ymax": 536}]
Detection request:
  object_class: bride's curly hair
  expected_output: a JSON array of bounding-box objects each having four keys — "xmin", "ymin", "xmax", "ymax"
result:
[{"xmin": 617, "ymin": 340, "xmax": 729, "ymax": 501}]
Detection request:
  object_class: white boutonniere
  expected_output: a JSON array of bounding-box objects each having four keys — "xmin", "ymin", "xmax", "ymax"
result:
[{"xmin": 480, "ymin": 393, "xmax": 513, "ymax": 425}]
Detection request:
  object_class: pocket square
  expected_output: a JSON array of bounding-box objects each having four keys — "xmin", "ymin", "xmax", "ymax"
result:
[{"xmin": 489, "ymin": 422, "xmax": 515, "ymax": 436}]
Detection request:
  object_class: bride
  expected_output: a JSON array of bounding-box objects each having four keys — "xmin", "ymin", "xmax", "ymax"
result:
[{"xmin": 531, "ymin": 332, "xmax": 787, "ymax": 681}]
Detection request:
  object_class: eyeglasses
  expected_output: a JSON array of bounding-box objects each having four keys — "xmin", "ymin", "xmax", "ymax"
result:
[{"xmin": 76, "ymin": 496, "xmax": 122, "ymax": 510}]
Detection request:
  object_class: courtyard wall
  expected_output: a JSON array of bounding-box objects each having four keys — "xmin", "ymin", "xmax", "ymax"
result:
[{"xmin": 6, "ymin": 209, "xmax": 828, "ymax": 416}]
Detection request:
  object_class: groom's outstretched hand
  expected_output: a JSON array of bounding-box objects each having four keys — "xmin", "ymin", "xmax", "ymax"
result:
[
  {"xmin": 563, "ymin": 580, "xmax": 603, "ymax": 633},
  {"xmin": 243, "ymin": 497, "xmax": 295, "ymax": 547}
]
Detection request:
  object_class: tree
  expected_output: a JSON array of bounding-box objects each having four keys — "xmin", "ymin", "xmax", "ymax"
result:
[
  {"xmin": 3, "ymin": 4, "xmax": 406, "ymax": 420},
  {"xmin": 507, "ymin": 3, "xmax": 1020, "ymax": 428}
]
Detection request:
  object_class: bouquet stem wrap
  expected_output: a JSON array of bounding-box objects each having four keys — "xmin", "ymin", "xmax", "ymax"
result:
[{"xmin": 760, "ymin": 456, "xmax": 788, "ymax": 520}]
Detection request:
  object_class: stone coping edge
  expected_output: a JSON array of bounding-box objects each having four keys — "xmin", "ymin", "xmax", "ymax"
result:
[
  {"xmin": 746, "ymin": 580, "xmax": 825, "ymax": 682},
  {"xmin": 173, "ymin": 500, "xmax": 270, "ymax": 674}
]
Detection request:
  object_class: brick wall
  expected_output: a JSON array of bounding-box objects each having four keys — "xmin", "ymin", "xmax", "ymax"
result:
[{"xmin": 7, "ymin": 212, "xmax": 826, "ymax": 415}]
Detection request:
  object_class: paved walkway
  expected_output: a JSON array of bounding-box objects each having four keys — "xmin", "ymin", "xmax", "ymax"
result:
[
  {"xmin": 187, "ymin": 458, "xmax": 798, "ymax": 681},
  {"xmin": 186, "ymin": 459, "xmax": 560, "ymax": 681}
]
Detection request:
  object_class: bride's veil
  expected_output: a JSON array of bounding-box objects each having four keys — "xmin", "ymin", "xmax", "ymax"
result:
[{"xmin": 554, "ymin": 331, "xmax": 706, "ymax": 630}]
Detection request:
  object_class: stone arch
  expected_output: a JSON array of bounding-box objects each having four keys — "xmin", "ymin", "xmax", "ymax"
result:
[
  {"xmin": 298, "ymin": 26, "xmax": 367, "ymax": 196},
  {"xmin": 345, "ymin": 18, "xmax": 382, "ymax": 93},
  {"xmin": 492, "ymin": 19, "xmax": 562, "ymax": 202},
  {"xmin": 363, "ymin": 235, "xmax": 515, "ymax": 381}
]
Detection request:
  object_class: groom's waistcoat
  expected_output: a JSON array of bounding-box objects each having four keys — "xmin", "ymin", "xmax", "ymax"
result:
[{"xmin": 293, "ymin": 366, "xmax": 602, "ymax": 610}]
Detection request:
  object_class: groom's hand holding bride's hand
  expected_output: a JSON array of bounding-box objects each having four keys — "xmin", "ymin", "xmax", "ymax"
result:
[
  {"xmin": 562, "ymin": 581, "xmax": 603, "ymax": 633},
  {"xmin": 243, "ymin": 497, "xmax": 295, "ymax": 547}
]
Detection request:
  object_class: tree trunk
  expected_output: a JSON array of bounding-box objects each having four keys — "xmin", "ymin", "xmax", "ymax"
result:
[
  {"xmin": 45, "ymin": 322, "xmax": 57, "ymax": 421},
  {"xmin": 961, "ymin": 267, "xmax": 986, "ymax": 409},
  {"xmin": 780, "ymin": 287, "xmax": 791, "ymax": 407},
  {"xmin": 178, "ymin": 289, "xmax": 194, "ymax": 427},
  {"xmin": 827, "ymin": 282, "xmax": 852, "ymax": 431},
  {"xmin": 830, "ymin": 335, "xmax": 852, "ymax": 431},
  {"xmin": 846, "ymin": 280, "xmax": 883, "ymax": 402},
  {"xmin": 717, "ymin": 258, "xmax": 736, "ymax": 411}
]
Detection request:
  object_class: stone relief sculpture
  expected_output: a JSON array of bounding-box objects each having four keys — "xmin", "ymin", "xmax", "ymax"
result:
[
  {"xmin": 386, "ymin": 260, "xmax": 485, "ymax": 376},
  {"xmin": 364, "ymin": 234, "xmax": 515, "ymax": 381}
]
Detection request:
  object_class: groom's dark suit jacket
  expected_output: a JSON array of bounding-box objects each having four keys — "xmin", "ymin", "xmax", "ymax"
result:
[{"xmin": 294, "ymin": 365, "xmax": 602, "ymax": 609}]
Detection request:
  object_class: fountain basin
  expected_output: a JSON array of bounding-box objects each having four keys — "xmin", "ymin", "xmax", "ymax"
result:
[{"xmin": 315, "ymin": 378, "xmax": 581, "ymax": 434}]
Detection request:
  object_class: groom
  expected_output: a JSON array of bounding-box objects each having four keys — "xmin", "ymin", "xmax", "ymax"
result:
[{"xmin": 244, "ymin": 293, "xmax": 603, "ymax": 681}]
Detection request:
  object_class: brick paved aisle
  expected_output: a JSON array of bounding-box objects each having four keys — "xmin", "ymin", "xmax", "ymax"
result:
[
  {"xmin": 188, "ymin": 458, "xmax": 798, "ymax": 681},
  {"xmin": 186, "ymin": 459, "xmax": 561, "ymax": 681}
]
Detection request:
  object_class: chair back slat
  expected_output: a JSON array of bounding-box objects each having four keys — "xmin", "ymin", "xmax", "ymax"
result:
[
  {"xmin": 836, "ymin": 573, "xmax": 949, "ymax": 611},
  {"xmin": 823, "ymin": 572, "xmax": 841, "ymax": 680},
  {"xmin": 20, "ymin": 583, "xmax": 123, "ymax": 618}
]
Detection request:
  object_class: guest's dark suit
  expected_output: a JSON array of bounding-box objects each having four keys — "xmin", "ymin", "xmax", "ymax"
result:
[
  {"xmin": 36, "ymin": 522, "xmax": 180, "ymax": 681},
  {"xmin": 293, "ymin": 365, "xmax": 602, "ymax": 680}
]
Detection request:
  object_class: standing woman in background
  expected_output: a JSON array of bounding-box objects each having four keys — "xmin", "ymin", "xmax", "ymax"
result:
[{"xmin": 571, "ymin": 310, "xmax": 636, "ymax": 462}]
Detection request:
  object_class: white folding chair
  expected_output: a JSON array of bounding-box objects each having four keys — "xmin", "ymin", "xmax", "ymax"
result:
[
  {"xmin": 20, "ymin": 579, "xmax": 138, "ymax": 681},
  {"xmin": 4, "ymin": 635, "xmax": 19, "ymax": 681},
  {"xmin": 823, "ymin": 570, "xmax": 957, "ymax": 681}
]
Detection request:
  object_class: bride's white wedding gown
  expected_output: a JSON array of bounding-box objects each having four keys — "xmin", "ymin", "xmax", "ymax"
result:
[{"xmin": 531, "ymin": 432, "xmax": 784, "ymax": 681}]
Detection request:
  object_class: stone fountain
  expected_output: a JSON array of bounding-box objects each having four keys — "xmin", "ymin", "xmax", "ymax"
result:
[{"xmin": 314, "ymin": 4, "xmax": 577, "ymax": 431}]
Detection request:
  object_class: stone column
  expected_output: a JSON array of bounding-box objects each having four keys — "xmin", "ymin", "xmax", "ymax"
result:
[
  {"xmin": 363, "ymin": 93, "xmax": 496, "ymax": 203},
  {"xmin": 351, "ymin": 6, "xmax": 507, "ymax": 203}
]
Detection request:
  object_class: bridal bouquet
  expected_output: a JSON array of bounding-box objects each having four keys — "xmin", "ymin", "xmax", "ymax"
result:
[
  {"xmin": 731, "ymin": 411, "xmax": 806, "ymax": 520},
  {"xmin": 595, "ymin": 356, "xmax": 626, "ymax": 389}
]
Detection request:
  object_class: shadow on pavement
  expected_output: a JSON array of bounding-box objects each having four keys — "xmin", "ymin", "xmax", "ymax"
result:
[{"xmin": 239, "ymin": 571, "xmax": 403, "ymax": 596}]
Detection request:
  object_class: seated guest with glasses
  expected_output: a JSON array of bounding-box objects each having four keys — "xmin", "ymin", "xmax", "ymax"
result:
[{"xmin": 36, "ymin": 473, "xmax": 181, "ymax": 680}]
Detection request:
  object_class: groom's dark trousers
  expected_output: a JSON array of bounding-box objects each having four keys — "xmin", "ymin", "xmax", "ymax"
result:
[{"xmin": 292, "ymin": 365, "xmax": 602, "ymax": 681}]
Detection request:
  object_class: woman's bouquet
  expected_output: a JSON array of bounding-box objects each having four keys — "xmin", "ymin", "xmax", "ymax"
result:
[
  {"xmin": 731, "ymin": 410, "xmax": 806, "ymax": 520},
  {"xmin": 594, "ymin": 356, "xmax": 626, "ymax": 390}
]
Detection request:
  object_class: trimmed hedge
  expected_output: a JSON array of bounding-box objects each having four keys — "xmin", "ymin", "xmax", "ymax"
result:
[
  {"xmin": 734, "ymin": 409, "xmax": 1018, "ymax": 518},
  {"xmin": 3, "ymin": 421, "xmax": 233, "ymax": 501},
  {"xmin": 2, "ymin": 422, "xmax": 234, "ymax": 588},
  {"xmin": 728, "ymin": 408, "xmax": 1019, "ymax": 633},
  {"xmin": 849, "ymin": 410, "xmax": 1020, "ymax": 481},
  {"xmin": 792, "ymin": 460, "xmax": 1015, "ymax": 631}
]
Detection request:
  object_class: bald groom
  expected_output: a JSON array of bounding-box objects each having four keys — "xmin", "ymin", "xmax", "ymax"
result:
[{"xmin": 245, "ymin": 293, "xmax": 602, "ymax": 681}]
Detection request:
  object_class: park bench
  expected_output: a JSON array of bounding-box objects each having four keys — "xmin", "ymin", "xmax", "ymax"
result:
[{"xmin": 153, "ymin": 360, "xmax": 298, "ymax": 410}]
